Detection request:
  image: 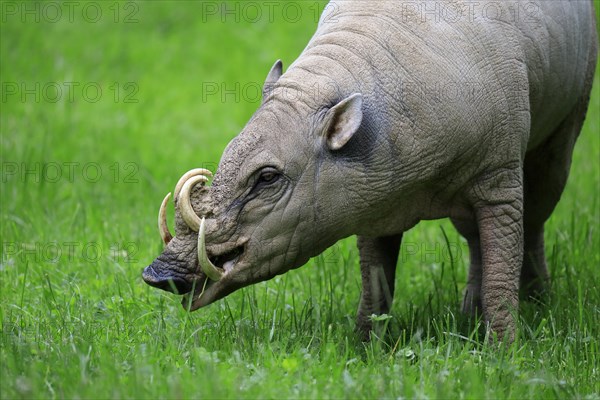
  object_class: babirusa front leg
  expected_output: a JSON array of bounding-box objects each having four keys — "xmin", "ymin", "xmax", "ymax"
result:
[
  {"xmin": 472, "ymin": 166, "xmax": 524, "ymax": 342},
  {"xmin": 356, "ymin": 234, "xmax": 402, "ymax": 340}
]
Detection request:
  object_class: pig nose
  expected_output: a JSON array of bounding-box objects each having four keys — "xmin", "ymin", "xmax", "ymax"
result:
[{"xmin": 142, "ymin": 265, "xmax": 193, "ymax": 294}]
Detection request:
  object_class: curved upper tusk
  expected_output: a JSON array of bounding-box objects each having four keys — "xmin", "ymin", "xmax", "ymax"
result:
[
  {"xmin": 198, "ymin": 217, "xmax": 223, "ymax": 281},
  {"xmin": 158, "ymin": 192, "xmax": 173, "ymax": 245},
  {"xmin": 174, "ymin": 168, "xmax": 213, "ymax": 202},
  {"xmin": 178, "ymin": 175, "xmax": 207, "ymax": 231}
]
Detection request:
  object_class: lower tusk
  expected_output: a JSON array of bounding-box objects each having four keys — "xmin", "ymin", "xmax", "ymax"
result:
[
  {"xmin": 198, "ymin": 217, "xmax": 223, "ymax": 281},
  {"xmin": 158, "ymin": 192, "xmax": 173, "ymax": 245}
]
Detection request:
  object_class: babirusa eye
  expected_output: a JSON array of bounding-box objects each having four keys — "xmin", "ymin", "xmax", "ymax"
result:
[
  {"xmin": 257, "ymin": 168, "xmax": 280, "ymax": 185},
  {"xmin": 259, "ymin": 171, "xmax": 277, "ymax": 183}
]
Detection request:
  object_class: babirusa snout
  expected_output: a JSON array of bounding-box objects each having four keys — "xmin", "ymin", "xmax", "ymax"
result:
[{"xmin": 198, "ymin": 217, "xmax": 223, "ymax": 281}]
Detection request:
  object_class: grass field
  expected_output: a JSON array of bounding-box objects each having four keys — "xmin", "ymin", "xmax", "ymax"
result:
[{"xmin": 1, "ymin": 1, "xmax": 599, "ymax": 398}]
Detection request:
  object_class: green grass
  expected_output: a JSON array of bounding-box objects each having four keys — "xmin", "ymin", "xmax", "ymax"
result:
[{"xmin": 1, "ymin": 1, "xmax": 598, "ymax": 398}]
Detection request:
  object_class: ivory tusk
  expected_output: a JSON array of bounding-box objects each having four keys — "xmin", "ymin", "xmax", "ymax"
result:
[
  {"xmin": 174, "ymin": 168, "xmax": 212, "ymax": 202},
  {"xmin": 178, "ymin": 175, "xmax": 207, "ymax": 231},
  {"xmin": 158, "ymin": 192, "xmax": 173, "ymax": 245},
  {"xmin": 198, "ymin": 217, "xmax": 223, "ymax": 281}
]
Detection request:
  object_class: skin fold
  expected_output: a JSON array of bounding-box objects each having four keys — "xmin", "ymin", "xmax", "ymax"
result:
[{"xmin": 144, "ymin": 0, "xmax": 598, "ymax": 342}]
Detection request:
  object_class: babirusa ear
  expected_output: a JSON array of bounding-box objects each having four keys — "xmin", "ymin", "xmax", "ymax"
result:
[
  {"xmin": 324, "ymin": 93, "xmax": 363, "ymax": 151},
  {"xmin": 262, "ymin": 59, "xmax": 283, "ymax": 102}
]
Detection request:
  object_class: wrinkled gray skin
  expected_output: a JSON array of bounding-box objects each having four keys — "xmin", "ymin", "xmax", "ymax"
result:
[{"xmin": 144, "ymin": 0, "xmax": 598, "ymax": 341}]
